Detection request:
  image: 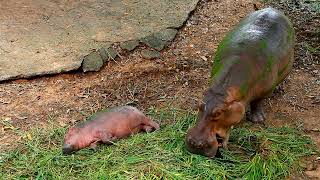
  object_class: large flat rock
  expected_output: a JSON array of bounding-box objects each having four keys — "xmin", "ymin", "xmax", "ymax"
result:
[{"xmin": 0, "ymin": 0, "xmax": 199, "ymax": 81}]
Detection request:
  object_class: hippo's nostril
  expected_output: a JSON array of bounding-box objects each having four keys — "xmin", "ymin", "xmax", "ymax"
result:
[
  {"xmin": 195, "ymin": 142, "xmax": 202, "ymax": 148},
  {"xmin": 197, "ymin": 142, "xmax": 203, "ymax": 148},
  {"xmin": 190, "ymin": 140, "xmax": 204, "ymax": 149},
  {"xmin": 62, "ymin": 144, "xmax": 74, "ymax": 155},
  {"xmin": 187, "ymin": 139, "xmax": 199, "ymax": 149}
]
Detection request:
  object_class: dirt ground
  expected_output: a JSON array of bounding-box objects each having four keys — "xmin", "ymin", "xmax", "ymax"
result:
[{"xmin": 0, "ymin": 0, "xmax": 319, "ymax": 177}]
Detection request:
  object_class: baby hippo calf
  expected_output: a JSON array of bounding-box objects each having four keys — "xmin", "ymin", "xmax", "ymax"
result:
[{"xmin": 62, "ymin": 106, "xmax": 160, "ymax": 154}]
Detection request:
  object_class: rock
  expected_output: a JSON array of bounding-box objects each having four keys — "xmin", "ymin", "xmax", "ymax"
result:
[
  {"xmin": 140, "ymin": 28, "xmax": 178, "ymax": 51},
  {"xmin": 120, "ymin": 40, "xmax": 140, "ymax": 51},
  {"xmin": 0, "ymin": 0, "xmax": 199, "ymax": 81},
  {"xmin": 140, "ymin": 35, "xmax": 166, "ymax": 51},
  {"xmin": 82, "ymin": 51, "xmax": 104, "ymax": 72},
  {"xmin": 141, "ymin": 50, "xmax": 161, "ymax": 59},
  {"xmin": 97, "ymin": 46, "xmax": 117, "ymax": 64},
  {"xmin": 98, "ymin": 47, "xmax": 109, "ymax": 63},
  {"xmin": 106, "ymin": 47, "xmax": 118, "ymax": 60},
  {"xmin": 153, "ymin": 28, "xmax": 178, "ymax": 42}
]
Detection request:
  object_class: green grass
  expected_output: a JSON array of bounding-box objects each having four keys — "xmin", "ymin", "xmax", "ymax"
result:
[{"xmin": 0, "ymin": 107, "xmax": 317, "ymax": 179}]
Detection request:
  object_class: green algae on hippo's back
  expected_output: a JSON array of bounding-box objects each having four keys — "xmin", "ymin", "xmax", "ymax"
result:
[
  {"xmin": 187, "ymin": 8, "xmax": 295, "ymax": 158},
  {"xmin": 210, "ymin": 30, "xmax": 236, "ymax": 81},
  {"xmin": 210, "ymin": 7, "xmax": 294, "ymax": 83}
]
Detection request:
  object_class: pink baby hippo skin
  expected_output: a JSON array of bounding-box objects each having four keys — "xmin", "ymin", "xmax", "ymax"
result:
[{"xmin": 62, "ymin": 106, "xmax": 160, "ymax": 154}]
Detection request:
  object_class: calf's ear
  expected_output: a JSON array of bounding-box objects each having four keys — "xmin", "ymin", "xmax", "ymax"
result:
[{"xmin": 67, "ymin": 127, "xmax": 79, "ymax": 135}]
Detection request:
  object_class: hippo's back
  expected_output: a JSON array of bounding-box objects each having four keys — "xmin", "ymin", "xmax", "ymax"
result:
[
  {"xmin": 211, "ymin": 8, "xmax": 294, "ymax": 99},
  {"xmin": 224, "ymin": 8, "xmax": 294, "ymax": 58},
  {"xmin": 76, "ymin": 106, "xmax": 144, "ymax": 130}
]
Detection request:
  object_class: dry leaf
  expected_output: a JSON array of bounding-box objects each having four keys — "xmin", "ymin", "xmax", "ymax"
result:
[
  {"xmin": 3, "ymin": 125, "xmax": 15, "ymax": 131},
  {"xmin": 200, "ymin": 55, "xmax": 207, "ymax": 61},
  {"xmin": 3, "ymin": 117, "xmax": 11, "ymax": 122},
  {"xmin": 59, "ymin": 121, "xmax": 67, "ymax": 127},
  {"xmin": 26, "ymin": 133, "xmax": 32, "ymax": 140}
]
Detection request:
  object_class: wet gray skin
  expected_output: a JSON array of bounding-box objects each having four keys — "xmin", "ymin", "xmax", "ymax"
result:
[{"xmin": 186, "ymin": 7, "xmax": 294, "ymax": 158}]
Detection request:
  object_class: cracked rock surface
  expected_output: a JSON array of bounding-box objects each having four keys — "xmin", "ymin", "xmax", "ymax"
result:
[{"xmin": 0, "ymin": 0, "xmax": 199, "ymax": 81}]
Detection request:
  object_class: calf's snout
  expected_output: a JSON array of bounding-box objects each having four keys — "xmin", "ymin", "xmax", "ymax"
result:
[{"xmin": 62, "ymin": 144, "xmax": 75, "ymax": 155}]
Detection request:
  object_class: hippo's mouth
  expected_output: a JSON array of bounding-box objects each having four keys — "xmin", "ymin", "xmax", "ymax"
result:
[{"xmin": 216, "ymin": 134, "xmax": 224, "ymax": 147}]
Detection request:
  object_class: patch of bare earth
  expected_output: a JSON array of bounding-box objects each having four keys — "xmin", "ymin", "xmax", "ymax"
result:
[{"xmin": 0, "ymin": 0, "xmax": 319, "ymax": 178}]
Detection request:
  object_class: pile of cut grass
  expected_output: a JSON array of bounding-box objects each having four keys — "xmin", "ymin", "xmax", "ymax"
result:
[{"xmin": 0, "ymin": 107, "xmax": 317, "ymax": 179}]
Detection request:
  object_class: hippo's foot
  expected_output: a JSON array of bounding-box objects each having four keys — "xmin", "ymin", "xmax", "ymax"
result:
[
  {"xmin": 142, "ymin": 120, "xmax": 160, "ymax": 133},
  {"xmin": 90, "ymin": 141, "xmax": 98, "ymax": 150},
  {"xmin": 142, "ymin": 124, "xmax": 159, "ymax": 133},
  {"xmin": 249, "ymin": 100, "xmax": 266, "ymax": 123}
]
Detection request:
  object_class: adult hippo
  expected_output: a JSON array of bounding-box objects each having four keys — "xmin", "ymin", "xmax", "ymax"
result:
[{"xmin": 186, "ymin": 7, "xmax": 294, "ymax": 157}]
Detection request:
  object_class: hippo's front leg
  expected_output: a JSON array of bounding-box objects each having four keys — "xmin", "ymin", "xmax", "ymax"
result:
[
  {"xmin": 89, "ymin": 141, "xmax": 99, "ymax": 150},
  {"xmin": 249, "ymin": 99, "xmax": 267, "ymax": 123},
  {"xmin": 96, "ymin": 130, "xmax": 115, "ymax": 144},
  {"xmin": 222, "ymin": 131, "xmax": 230, "ymax": 149}
]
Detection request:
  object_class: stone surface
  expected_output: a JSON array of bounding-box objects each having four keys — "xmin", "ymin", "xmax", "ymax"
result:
[
  {"xmin": 140, "ymin": 28, "xmax": 178, "ymax": 51},
  {"xmin": 106, "ymin": 47, "xmax": 118, "ymax": 60},
  {"xmin": 82, "ymin": 51, "xmax": 104, "ymax": 72},
  {"xmin": 0, "ymin": 0, "xmax": 199, "ymax": 81},
  {"xmin": 98, "ymin": 47, "xmax": 109, "ymax": 63},
  {"xmin": 120, "ymin": 40, "xmax": 140, "ymax": 51},
  {"xmin": 140, "ymin": 35, "xmax": 167, "ymax": 51},
  {"xmin": 98, "ymin": 46, "xmax": 117, "ymax": 64},
  {"xmin": 141, "ymin": 50, "xmax": 161, "ymax": 59},
  {"xmin": 154, "ymin": 28, "xmax": 178, "ymax": 42}
]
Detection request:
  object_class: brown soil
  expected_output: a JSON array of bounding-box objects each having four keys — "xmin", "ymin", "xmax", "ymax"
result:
[{"xmin": 0, "ymin": 0, "xmax": 319, "ymax": 178}]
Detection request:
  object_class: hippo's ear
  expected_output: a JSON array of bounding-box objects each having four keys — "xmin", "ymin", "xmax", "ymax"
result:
[
  {"xmin": 225, "ymin": 101, "xmax": 245, "ymax": 124},
  {"xmin": 212, "ymin": 108, "xmax": 224, "ymax": 120},
  {"xmin": 68, "ymin": 127, "xmax": 80, "ymax": 135}
]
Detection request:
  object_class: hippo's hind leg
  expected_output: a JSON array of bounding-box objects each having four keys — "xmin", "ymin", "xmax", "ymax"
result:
[
  {"xmin": 142, "ymin": 118, "xmax": 160, "ymax": 133},
  {"xmin": 249, "ymin": 99, "xmax": 267, "ymax": 123},
  {"xmin": 142, "ymin": 125, "xmax": 155, "ymax": 133}
]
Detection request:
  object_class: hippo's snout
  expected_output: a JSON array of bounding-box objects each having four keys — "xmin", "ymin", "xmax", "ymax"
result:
[
  {"xmin": 62, "ymin": 144, "xmax": 75, "ymax": 155},
  {"xmin": 186, "ymin": 127, "xmax": 220, "ymax": 158},
  {"xmin": 186, "ymin": 137, "xmax": 218, "ymax": 158}
]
